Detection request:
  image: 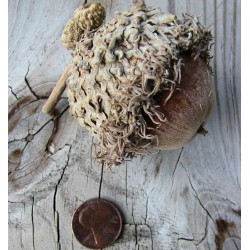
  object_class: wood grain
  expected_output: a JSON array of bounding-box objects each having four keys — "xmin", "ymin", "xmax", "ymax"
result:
[{"xmin": 8, "ymin": 0, "xmax": 241, "ymax": 249}]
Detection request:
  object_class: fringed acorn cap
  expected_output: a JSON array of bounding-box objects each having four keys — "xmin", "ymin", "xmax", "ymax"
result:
[
  {"xmin": 63, "ymin": 0, "xmax": 213, "ymax": 167},
  {"xmin": 61, "ymin": 2, "xmax": 105, "ymax": 50}
]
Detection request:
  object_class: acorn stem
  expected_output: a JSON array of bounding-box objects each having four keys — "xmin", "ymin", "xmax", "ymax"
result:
[
  {"xmin": 197, "ymin": 125, "xmax": 208, "ymax": 136},
  {"xmin": 42, "ymin": 65, "xmax": 71, "ymax": 115}
]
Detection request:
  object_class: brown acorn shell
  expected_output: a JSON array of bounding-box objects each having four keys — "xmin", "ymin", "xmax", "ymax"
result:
[{"xmin": 148, "ymin": 54, "xmax": 215, "ymax": 150}]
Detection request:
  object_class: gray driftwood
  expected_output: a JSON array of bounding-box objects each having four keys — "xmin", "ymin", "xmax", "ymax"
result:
[{"xmin": 8, "ymin": 0, "xmax": 241, "ymax": 249}]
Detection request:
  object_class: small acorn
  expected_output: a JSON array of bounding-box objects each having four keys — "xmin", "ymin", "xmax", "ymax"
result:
[{"xmin": 43, "ymin": 0, "xmax": 215, "ymax": 167}]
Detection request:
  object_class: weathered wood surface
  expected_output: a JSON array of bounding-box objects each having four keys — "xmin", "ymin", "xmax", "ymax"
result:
[{"xmin": 8, "ymin": 0, "xmax": 241, "ymax": 249}]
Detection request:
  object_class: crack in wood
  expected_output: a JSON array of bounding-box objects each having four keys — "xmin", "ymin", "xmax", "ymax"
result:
[
  {"xmin": 45, "ymin": 144, "xmax": 70, "ymax": 162},
  {"xmin": 177, "ymin": 214, "xmax": 208, "ymax": 246},
  {"xmin": 31, "ymin": 196, "xmax": 35, "ymax": 250},
  {"xmin": 179, "ymin": 165, "xmax": 220, "ymax": 247},
  {"xmin": 45, "ymin": 105, "xmax": 70, "ymax": 154},
  {"xmin": 131, "ymin": 224, "xmax": 154, "ymax": 249},
  {"xmin": 135, "ymin": 224, "xmax": 138, "ymax": 247},
  {"xmin": 167, "ymin": 226, "xmax": 206, "ymax": 247},
  {"xmin": 11, "ymin": 116, "xmax": 56, "ymax": 173},
  {"xmin": 154, "ymin": 153, "xmax": 163, "ymax": 177},
  {"xmin": 9, "ymin": 102, "xmax": 70, "ymax": 171},
  {"xmin": 172, "ymin": 147, "xmax": 184, "ymax": 178},
  {"xmin": 71, "ymin": 234, "xmax": 74, "ymax": 250},
  {"xmin": 98, "ymin": 162, "xmax": 104, "ymax": 198},
  {"xmin": 182, "ymin": 164, "xmax": 215, "ymax": 223},
  {"xmin": 131, "ymin": 200, "xmax": 135, "ymax": 224},
  {"xmin": 178, "ymin": 237, "xmax": 195, "ymax": 242},
  {"xmin": 52, "ymin": 145, "xmax": 72, "ymax": 250},
  {"xmin": 55, "ymin": 211, "xmax": 61, "ymax": 250},
  {"xmin": 8, "ymin": 200, "xmax": 25, "ymax": 205},
  {"xmin": 196, "ymin": 214, "xmax": 209, "ymax": 245},
  {"xmin": 167, "ymin": 231, "xmax": 178, "ymax": 237},
  {"xmin": 9, "ymin": 86, "xmax": 19, "ymax": 100},
  {"xmin": 125, "ymin": 161, "xmax": 128, "ymax": 206},
  {"xmin": 14, "ymin": 84, "xmax": 30, "ymax": 99},
  {"xmin": 28, "ymin": 117, "xmax": 53, "ymax": 138},
  {"xmin": 10, "ymin": 115, "xmax": 70, "ymax": 177},
  {"xmin": 147, "ymin": 224, "xmax": 154, "ymax": 250},
  {"xmin": 24, "ymin": 63, "xmax": 39, "ymax": 100},
  {"xmin": 170, "ymin": 147, "xmax": 184, "ymax": 195},
  {"xmin": 145, "ymin": 197, "xmax": 149, "ymax": 224},
  {"xmin": 24, "ymin": 63, "xmax": 50, "ymax": 100}
]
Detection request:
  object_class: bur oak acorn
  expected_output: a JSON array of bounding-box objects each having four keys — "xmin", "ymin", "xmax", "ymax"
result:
[{"xmin": 42, "ymin": 0, "xmax": 215, "ymax": 167}]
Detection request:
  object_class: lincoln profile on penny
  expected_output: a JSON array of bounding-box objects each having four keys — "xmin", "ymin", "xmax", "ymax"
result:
[
  {"xmin": 78, "ymin": 206, "xmax": 115, "ymax": 247},
  {"xmin": 78, "ymin": 206, "xmax": 101, "ymax": 246}
]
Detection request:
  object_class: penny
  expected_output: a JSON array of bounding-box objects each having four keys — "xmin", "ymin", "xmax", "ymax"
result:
[{"xmin": 72, "ymin": 198, "xmax": 122, "ymax": 249}]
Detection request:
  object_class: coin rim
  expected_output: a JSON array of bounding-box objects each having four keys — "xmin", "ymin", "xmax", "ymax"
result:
[{"xmin": 72, "ymin": 198, "xmax": 123, "ymax": 249}]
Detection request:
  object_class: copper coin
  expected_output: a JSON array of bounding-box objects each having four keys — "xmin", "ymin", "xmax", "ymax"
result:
[{"xmin": 72, "ymin": 198, "xmax": 122, "ymax": 249}]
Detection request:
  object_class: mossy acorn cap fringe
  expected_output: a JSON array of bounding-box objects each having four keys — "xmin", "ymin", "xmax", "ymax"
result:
[{"xmin": 43, "ymin": 0, "xmax": 214, "ymax": 168}]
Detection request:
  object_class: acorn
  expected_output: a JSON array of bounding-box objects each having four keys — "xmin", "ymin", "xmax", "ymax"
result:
[{"xmin": 43, "ymin": 0, "xmax": 215, "ymax": 167}]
